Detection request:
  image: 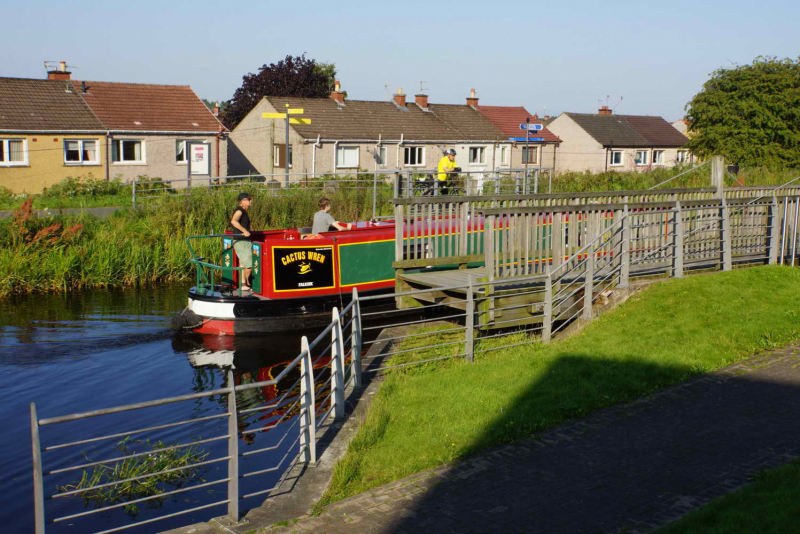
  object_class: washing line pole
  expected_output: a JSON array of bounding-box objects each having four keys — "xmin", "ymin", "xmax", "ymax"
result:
[{"xmin": 284, "ymin": 104, "xmax": 290, "ymax": 187}]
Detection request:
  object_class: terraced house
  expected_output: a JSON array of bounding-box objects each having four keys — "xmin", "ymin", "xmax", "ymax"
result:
[
  {"xmin": 228, "ymin": 83, "xmax": 559, "ymax": 183},
  {"xmin": 546, "ymin": 106, "xmax": 691, "ymax": 173},
  {"xmin": 0, "ymin": 63, "xmax": 227, "ymax": 194}
]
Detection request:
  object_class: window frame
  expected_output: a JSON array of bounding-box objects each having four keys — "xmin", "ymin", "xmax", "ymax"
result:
[
  {"xmin": 63, "ymin": 139, "xmax": 100, "ymax": 166},
  {"xmin": 468, "ymin": 146, "xmax": 486, "ymax": 165},
  {"xmin": 499, "ymin": 145, "xmax": 509, "ymax": 166},
  {"xmin": 634, "ymin": 150, "xmax": 649, "ymax": 166},
  {"xmin": 336, "ymin": 145, "xmax": 359, "ymax": 169},
  {"xmin": 653, "ymin": 150, "xmax": 665, "ymax": 165},
  {"xmin": 403, "ymin": 146, "xmax": 425, "ymax": 167},
  {"xmin": 176, "ymin": 140, "xmax": 189, "ymax": 164},
  {"xmin": 521, "ymin": 145, "xmax": 538, "ymax": 165},
  {"xmin": 609, "ymin": 150, "xmax": 624, "ymax": 167},
  {"xmin": 0, "ymin": 138, "xmax": 29, "ymax": 166},
  {"xmin": 677, "ymin": 150, "xmax": 689, "ymax": 164},
  {"xmin": 376, "ymin": 146, "xmax": 388, "ymax": 167},
  {"xmin": 273, "ymin": 144, "xmax": 293, "ymax": 168},
  {"xmin": 111, "ymin": 139, "xmax": 146, "ymax": 164}
]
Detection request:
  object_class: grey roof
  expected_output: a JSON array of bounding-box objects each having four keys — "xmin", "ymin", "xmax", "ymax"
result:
[
  {"xmin": 566, "ymin": 113, "xmax": 688, "ymax": 148},
  {"xmin": 0, "ymin": 77, "xmax": 105, "ymax": 131},
  {"xmin": 262, "ymin": 96, "xmax": 506, "ymax": 141}
]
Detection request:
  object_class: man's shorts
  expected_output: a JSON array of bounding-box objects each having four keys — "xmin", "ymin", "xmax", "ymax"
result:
[{"xmin": 233, "ymin": 240, "xmax": 253, "ymax": 268}]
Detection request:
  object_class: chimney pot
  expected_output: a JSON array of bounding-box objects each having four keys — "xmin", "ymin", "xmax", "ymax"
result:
[
  {"xmin": 415, "ymin": 94, "xmax": 429, "ymax": 109},
  {"xmin": 47, "ymin": 61, "xmax": 72, "ymax": 81},
  {"xmin": 330, "ymin": 80, "xmax": 345, "ymax": 103},
  {"xmin": 466, "ymin": 88, "xmax": 479, "ymax": 108},
  {"xmin": 393, "ymin": 89, "xmax": 406, "ymax": 108},
  {"xmin": 599, "ymin": 105, "xmax": 612, "ymax": 115}
]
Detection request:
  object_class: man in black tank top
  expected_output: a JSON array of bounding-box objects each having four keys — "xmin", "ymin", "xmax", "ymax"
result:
[{"xmin": 231, "ymin": 193, "xmax": 253, "ymax": 291}]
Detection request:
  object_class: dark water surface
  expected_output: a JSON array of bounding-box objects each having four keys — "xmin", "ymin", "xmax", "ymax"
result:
[{"xmin": 0, "ymin": 286, "xmax": 320, "ymax": 534}]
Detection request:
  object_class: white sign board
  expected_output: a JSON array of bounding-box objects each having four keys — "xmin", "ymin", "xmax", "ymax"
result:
[{"xmin": 189, "ymin": 143, "xmax": 210, "ymax": 175}]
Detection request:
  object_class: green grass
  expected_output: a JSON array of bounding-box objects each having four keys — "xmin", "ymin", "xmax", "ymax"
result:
[
  {"xmin": 653, "ymin": 460, "xmax": 800, "ymax": 534},
  {"xmin": 320, "ymin": 266, "xmax": 800, "ymax": 506}
]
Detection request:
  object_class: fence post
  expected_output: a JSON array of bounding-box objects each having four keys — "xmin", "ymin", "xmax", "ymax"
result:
[
  {"xmin": 299, "ymin": 336, "xmax": 317, "ymax": 466},
  {"xmin": 619, "ymin": 205, "xmax": 630, "ymax": 288},
  {"xmin": 465, "ymin": 277, "xmax": 474, "ymax": 362},
  {"xmin": 30, "ymin": 404, "xmax": 45, "ymax": 534},
  {"xmin": 712, "ymin": 155, "xmax": 725, "ymax": 198},
  {"xmin": 225, "ymin": 369, "xmax": 239, "ymax": 522},
  {"xmin": 673, "ymin": 201, "xmax": 684, "ymax": 278},
  {"xmin": 583, "ymin": 233, "xmax": 595, "ymax": 319},
  {"xmin": 131, "ymin": 176, "xmax": 137, "ymax": 209},
  {"xmin": 351, "ymin": 288, "xmax": 362, "ymax": 388},
  {"xmin": 543, "ymin": 270, "xmax": 553, "ymax": 343},
  {"xmin": 768, "ymin": 195, "xmax": 779, "ymax": 265},
  {"xmin": 721, "ymin": 198, "xmax": 732, "ymax": 271},
  {"xmin": 331, "ymin": 308, "xmax": 345, "ymax": 420}
]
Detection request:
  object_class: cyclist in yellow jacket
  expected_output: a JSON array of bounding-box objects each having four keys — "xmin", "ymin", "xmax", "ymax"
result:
[{"xmin": 436, "ymin": 148, "xmax": 458, "ymax": 195}]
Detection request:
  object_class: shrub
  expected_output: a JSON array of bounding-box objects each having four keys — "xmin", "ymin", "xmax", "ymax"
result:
[{"xmin": 42, "ymin": 174, "xmax": 129, "ymax": 198}]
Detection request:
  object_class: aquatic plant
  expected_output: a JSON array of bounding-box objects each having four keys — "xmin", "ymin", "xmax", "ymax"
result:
[{"xmin": 59, "ymin": 437, "xmax": 208, "ymax": 516}]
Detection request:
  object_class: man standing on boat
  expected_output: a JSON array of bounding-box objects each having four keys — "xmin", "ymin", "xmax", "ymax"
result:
[
  {"xmin": 311, "ymin": 198, "xmax": 353, "ymax": 237},
  {"xmin": 437, "ymin": 148, "xmax": 459, "ymax": 195},
  {"xmin": 231, "ymin": 193, "xmax": 253, "ymax": 291}
]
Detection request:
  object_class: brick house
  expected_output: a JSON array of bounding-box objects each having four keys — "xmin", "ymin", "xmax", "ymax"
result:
[
  {"xmin": 228, "ymin": 85, "xmax": 517, "ymax": 182},
  {"xmin": 0, "ymin": 63, "xmax": 227, "ymax": 194},
  {"xmin": 475, "ymin": 106, "xmax": 561, "ymax": 170},
  {"xmin": 546, "ymin": 106, "xmax": 691, "ymax": 173}
]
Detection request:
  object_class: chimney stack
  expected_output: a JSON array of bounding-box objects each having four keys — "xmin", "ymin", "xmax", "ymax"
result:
[
  {"xmin": 599, "ymin": 105, "xmax": 612, "ymax": 115},
  {"xmin": 415, "ymin": 94, "xmax": 429, "ymax": 109},
  {"xmin": 330, "ymin": 80, "xmax": 345, "ymax": 103},
  {"xmin": 393, "ymin": 88, "xmax": 406, "ymax": 108},
  {"xmin": 47, "ymin": 61, "xmax": 72, "ymax": 81},
  {"xmin": 466, "ymin": 88, "xmax": 479, "ymax": 108},
  {"xmin": 213, "ymin": 102, "xmax": 220, "ymax": 116}
]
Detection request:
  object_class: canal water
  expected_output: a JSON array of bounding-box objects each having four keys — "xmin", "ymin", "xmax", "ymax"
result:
[{"xmin": 0, "ymin": 286, "xmax": 326, "ymax": 534}]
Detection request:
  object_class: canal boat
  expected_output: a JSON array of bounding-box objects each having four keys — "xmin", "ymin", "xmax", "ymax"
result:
[{"xmin": 177, "ymin": 220, "xmax": 404, "ymax": 335}]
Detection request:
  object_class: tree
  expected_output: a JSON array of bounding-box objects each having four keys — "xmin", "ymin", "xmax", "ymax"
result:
[
  {"xmin": 221, "ymin": 55, "xmax": 336, "ymax": 129},
  {"xmin": 684, "ymin": 56, "xmax": 800, "ymax": 168}
]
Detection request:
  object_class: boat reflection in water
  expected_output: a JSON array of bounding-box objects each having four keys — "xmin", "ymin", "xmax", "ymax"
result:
[{"xmin": 172, "ymin": 330, "xmax": 335, "ymax": 445}]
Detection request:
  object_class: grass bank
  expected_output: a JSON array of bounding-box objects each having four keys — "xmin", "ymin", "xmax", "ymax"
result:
[
  {"xmin": 653, "ymin": 459, "xmax": 800, "ymax": 534},
  {"xmin": 0, "ymin": 186, "xmax": 391, "ymax": 298},
  {"xmin": 320, "ymin": 266, "xmax": 800, "ymax": 505}
]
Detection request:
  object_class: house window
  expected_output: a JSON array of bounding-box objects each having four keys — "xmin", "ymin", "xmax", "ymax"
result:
[
  {"xmin": 522, "ymin": 146, "xmax": 538, "ymax": 164},
  {"xmin": 0, "ymin": 139, "xmax": 28, "ymax": 166},
  {"xmin": 404, "ymin": 146, "xmax": 424, "ymax": 166},
  {"xmin": 274, "ymin": 145, "xmax": 293, "ymax": 168},
  {"xmin": 376, "ymin": 146, "xmax": 388, "ymax": 167},
  {"xmin": 111, "ymin": 139, "xmax": 145, "ymax": 163},
  {"xmin": 677, "ymin": 150, "xmax": 690, "ymax": 163},
  {"xmin": 176, "ymin": 140, "xmax": 189, "ymax": 163},
  {"xmin": 499, "ymin": 146, "xmax": 509, "ymax": 165},
  {"xmin": 468, "ymin": 146, "xmax": 486, "ymax": 164},
  {"xmin": 336, "ymin": 146, "xmax": 359, "ymax": 168},
  {"xmin": 610, "ymin": 150, "xmax": 624, "ymax": 166},
  {"xmin": 634, "ymin": 150, "xmax": 649, "ymax": 166},
  {"xmin": 653, "ymin": 150, "xmax": 665, "ymax": 165},
  {"xmin": 64, "ymin": 140, "xmax": 99, "ymax": 165}
]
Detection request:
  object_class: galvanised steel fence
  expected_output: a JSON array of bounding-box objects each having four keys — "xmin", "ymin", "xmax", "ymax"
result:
[{"xmin": 30, "ymin": 299, "xmax": 360, "ymax": 534}]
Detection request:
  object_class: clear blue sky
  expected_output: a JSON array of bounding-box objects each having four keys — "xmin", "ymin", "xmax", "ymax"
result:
[{"xmin": 3, "ymin": 0, "xmax": 799, "ymax": 122}]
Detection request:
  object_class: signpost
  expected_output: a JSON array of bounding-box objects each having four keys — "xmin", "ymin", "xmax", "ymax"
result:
[
  {"xmin": 263, "ymin": 105, "xmax": 311, "ymax": 186},
  {"xmin": 519, "ymin": 119, "xmax": 543, "ymax": 193}
]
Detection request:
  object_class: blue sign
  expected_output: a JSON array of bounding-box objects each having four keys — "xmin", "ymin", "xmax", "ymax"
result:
[
  {"xmin": 509, "ymin": 137, "xmax": 545, "ymax": 142},
  {"xmin": 519, "ymin": 123, "xmax": 544, "ymax": 131}
]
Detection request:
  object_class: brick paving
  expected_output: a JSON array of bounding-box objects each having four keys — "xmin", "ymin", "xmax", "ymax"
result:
[{"xmin": 260, "ymin": 346, "xmax": 800, "ymax": 534}]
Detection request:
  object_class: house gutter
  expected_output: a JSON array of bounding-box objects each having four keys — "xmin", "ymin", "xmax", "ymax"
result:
[{"xmin": 0, "ymin": 129, "xmax": 222, "ymax": 135}]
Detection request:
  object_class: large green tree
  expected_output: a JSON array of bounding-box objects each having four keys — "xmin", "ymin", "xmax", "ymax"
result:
[
  {"xmin": 685, "ymin": 56, "xmax": 800, "ymax": 167},
  {"xmin": 221, "ymin": 55, "xmax": 336, "ymax": 130}
]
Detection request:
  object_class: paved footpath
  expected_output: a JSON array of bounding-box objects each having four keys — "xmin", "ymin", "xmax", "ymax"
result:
[{"xmin": 254, "ymin": 345, "xmax": 800, "ymax": 534}]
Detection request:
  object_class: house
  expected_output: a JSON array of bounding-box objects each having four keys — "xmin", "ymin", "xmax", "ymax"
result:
[
  {"xmin": 228, "ymin": 84, "xmax": 517, "ymax": 183},
  {"xmin": 475, "ymin": 106, "xmax": 561, "ymax": 169},
  {"xmin": 546, "ymin": 106, "xmax": 691, "ymax": 173},
  {"xmin": 0, "ymin": 62, "xmax": 227, "ymax": 194}
]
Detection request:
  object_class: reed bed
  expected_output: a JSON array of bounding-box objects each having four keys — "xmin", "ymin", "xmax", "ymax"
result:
[{"xmin": 0, "ymin": 186, "xmax": 392, "ymax": 298}]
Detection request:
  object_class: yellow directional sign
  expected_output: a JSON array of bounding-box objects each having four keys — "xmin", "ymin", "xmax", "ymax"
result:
[
  {"xmin": 262, "ymin": 112, "xmax": 288, "ymax": 119},
  {"xmin": 289, "ymin": 118, "xmax": 311, "ymax": 125},
  {"xmin": 287, "ymin": 108, "xmax": 304, "ymax": 114}
]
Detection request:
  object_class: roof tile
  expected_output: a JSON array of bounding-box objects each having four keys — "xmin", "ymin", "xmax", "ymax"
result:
[
  {"xmin": 0, "ymin": 77, "xmax": 105, "ymax": 131},
  {"xmin": 476, "ymin": 105, "xmax": 561, "ymax": 143}
]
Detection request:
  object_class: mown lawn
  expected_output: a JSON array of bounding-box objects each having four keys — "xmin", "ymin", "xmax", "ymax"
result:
[
  {"xmin": 320, "ymin": 265, "xmax": 800, "ymax": 506},
  {"xmin": 653, "ymin": 460, "xmax": 800, "ymax": 534}
]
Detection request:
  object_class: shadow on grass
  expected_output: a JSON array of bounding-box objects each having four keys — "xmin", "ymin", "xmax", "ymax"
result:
[{"xmin": 381, "ymin": 351, "xmax": 800, "ymax": 534}]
